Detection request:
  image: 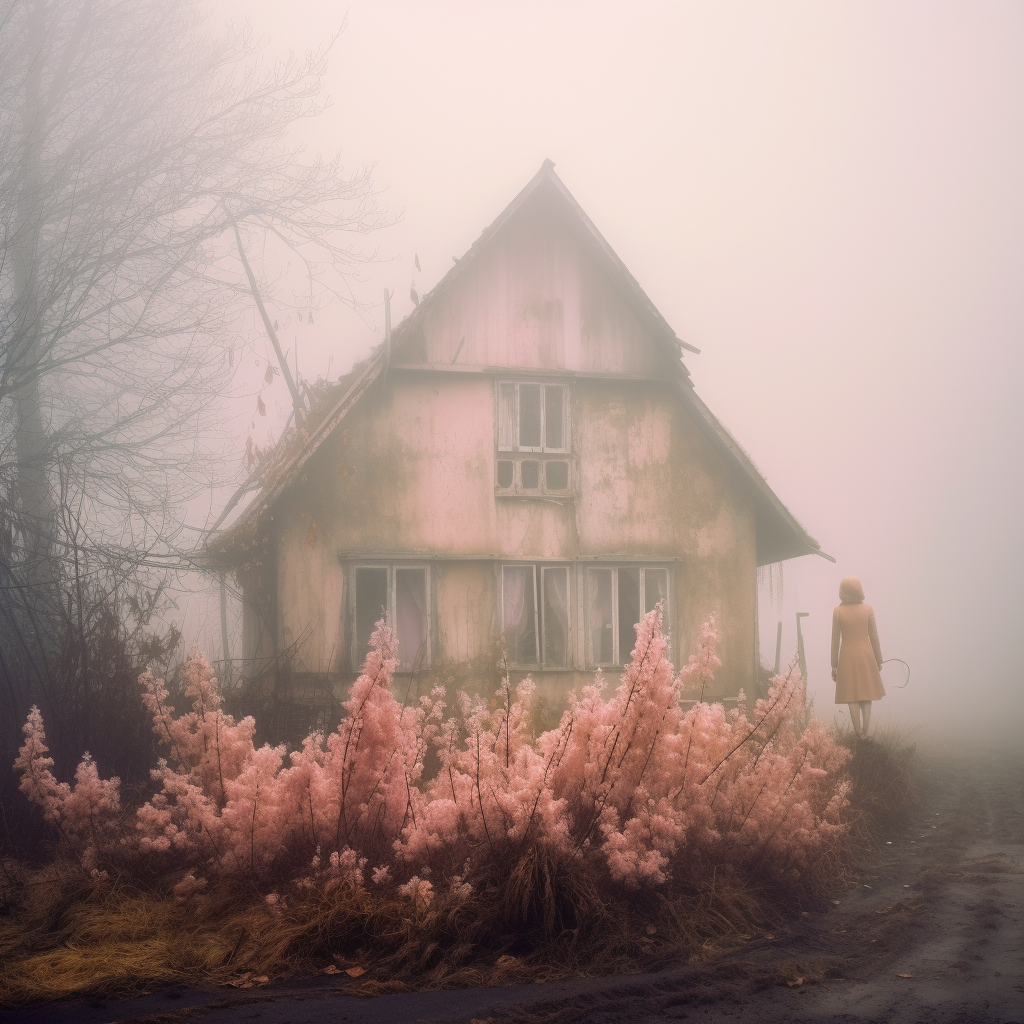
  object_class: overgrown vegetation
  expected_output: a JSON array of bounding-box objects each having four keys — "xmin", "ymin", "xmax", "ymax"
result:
[
  {"xmin": 837, "ymin": 725, "xmax": 919, "ymax": 851},
  {"xmin": 0, "ymin": 609, "xmax": 910, "ymax": 1008}
]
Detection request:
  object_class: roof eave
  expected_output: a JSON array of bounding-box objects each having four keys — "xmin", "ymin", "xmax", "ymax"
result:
[
  {"xmin": 210, "ymin": 350, "xmax": 385, "ymax": 555},
  {"xmin": 676, "ymin": 383, "xmax": 829, "ymax": 566}
]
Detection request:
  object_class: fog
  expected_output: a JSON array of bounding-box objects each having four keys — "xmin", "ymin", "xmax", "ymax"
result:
[{"xmin": 203, "ymin": 0, "xmax": 1023, "ymax": 743}]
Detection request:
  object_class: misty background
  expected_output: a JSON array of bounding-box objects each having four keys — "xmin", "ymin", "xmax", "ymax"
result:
[{"xmin": 181, "ymin": 0, "xmax": 1023, "ymax": 743}]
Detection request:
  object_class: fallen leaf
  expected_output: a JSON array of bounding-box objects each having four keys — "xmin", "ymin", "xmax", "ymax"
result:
[
  {"xmin": 786, "ymin": 977, "xmax": 805, "ymax": 987},
  {"xmin": 831, "ymin": 899, "xmax": 841, "ymax": 905},
  {"xmin": 323, "ymin": 965, "xmax": 341, "ymax": 975},
  {"xmin": 346, "ymin": 966, "xmax": 366, "ymax": 977},
  {"xmin": 897, "ymin": 973, "xmax": 913, "ymax": 979},
  {"xmin": 225, "ymin": 971, "xmax": 267, "ymax": 989}
]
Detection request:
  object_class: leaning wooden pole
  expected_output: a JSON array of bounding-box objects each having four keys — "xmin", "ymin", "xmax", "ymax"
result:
[{"xmin": 230, "ymin": 219, "xmax": 303, "ymax": 422}]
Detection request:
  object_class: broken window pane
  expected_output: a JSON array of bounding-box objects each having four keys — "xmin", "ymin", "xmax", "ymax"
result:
[
  {"xmin": 545, "ymin": 460, "xmax": 569, "ymax": 491},
  {"xmin": 496, "ymin": 460, "xmax": 514, "ymax": 488},
  {"xmin": 519, "ymin": 384, "xmax": 542, "ymax": 448},
  {"xmin": 587, "ymin": 568, "xmax": 613, "ymax": 665},
  {"xmin": 545, "ymin": 386, "xmax": 565, "ymax": 450},
  {"xmin": 520, "ymin": 460, "xmax": 540, "ymax": 489},
  {"xmin": 502, "ymin": 566, "xmax": 537, "ymax": 664},
  {"xmin": 498, "ymin": 383, "xmax": 516, "ymax": 450},
  {"xmin": 542, "ymin": 567, "xmax": 569, "ymax": 668},
  {"xmin": 617, "ymin": 568, "xmax": 641, "ymax": 665},
  {"xmin": 395, "ymin": 569, "xmax": 428, "ymax": 672},
  {"xmin": 355, "ymin": 567, "xmax": 388, "ymax": 668},
  {"xmin": 643, "ymin": 568, "xmax": 669, "ymax": 617}
]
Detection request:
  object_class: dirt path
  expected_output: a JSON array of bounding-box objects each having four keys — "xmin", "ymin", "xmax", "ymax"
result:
[{"xmin": 3, "ymin": 742, "xmax": 1021, "ymax": 1024}]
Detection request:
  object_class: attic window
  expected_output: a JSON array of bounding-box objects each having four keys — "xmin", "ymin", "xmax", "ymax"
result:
[
  {"xmin": 496, "ymin": 382, "xmax": 571, "ymax": 495},
  {"xmin": 352, "ymin": 565, "xmax": 430, "ymax": 673}
]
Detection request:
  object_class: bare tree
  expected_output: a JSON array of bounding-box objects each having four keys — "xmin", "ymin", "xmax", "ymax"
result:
[{"xmin": 0, "ymin": 0, "xmax": 387, "ymax": 846}]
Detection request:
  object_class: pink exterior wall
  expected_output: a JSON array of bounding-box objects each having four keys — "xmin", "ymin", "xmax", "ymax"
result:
[
  {"xmin": 272, "ymin": 371, "xmax": 757, "ymax": 701},
  {"xmin": 264, "ymin": 207, "xmax": 758, "ymax": 705}
]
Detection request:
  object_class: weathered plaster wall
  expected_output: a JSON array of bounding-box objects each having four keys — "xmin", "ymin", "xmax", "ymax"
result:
[
  {"xmin": 574, "ymin": 381, "xmax": 757, "ymax": 698},
  {"xmin": 435, "ymin": 562, "xmax": 497, "ymax": 664},
  {"xmin": 270, "ymin": 372, "xmax": 756, "ymax": 699},
  {"xmin": 276, "ymin": 510, "xmax": 344, "ymax": 675}
]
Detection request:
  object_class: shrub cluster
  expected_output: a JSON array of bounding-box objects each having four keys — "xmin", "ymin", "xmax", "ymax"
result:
[{"xmin": 13, "ymin": 606, "xmax": 850, "ymax": 907}]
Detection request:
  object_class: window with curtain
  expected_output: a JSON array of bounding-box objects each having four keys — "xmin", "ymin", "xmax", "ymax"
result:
[
  {"xmin": 495, "ymin": 381, "xmax": 571, "ymax": 496},
  {"xmin": 586, "ymin": 566, "xmax": 670, "ymax": 667},
  {"xmin": 501, "ymin": 564, "xmax": 572, "ymax": 668},
  {"xmin": 352, "ymin": 565, "xmax": 430, "ymax": 672},
  {"xmin": 501, "ymin": 565, "xmax": 537, "ymax": 665},
  {"xmin": 542, "ymin": 566, "xmax": 570, "ymax": 668}
]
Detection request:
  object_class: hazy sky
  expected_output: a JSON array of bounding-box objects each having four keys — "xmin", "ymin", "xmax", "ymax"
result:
[{"xmin": 207, "ymin": 0, "xmax": 1024, "ymax": 741}]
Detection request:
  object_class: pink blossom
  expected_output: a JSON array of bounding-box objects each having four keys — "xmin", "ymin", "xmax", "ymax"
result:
[{"xmin": 13, "ymin": 608, "xmax": 850, "ymax": 896}]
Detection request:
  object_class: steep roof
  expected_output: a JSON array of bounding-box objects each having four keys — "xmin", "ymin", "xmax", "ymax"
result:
[
  {"xmin": 211, "ymin": 161, "xmax": 829, "ymax": 565},
  {"xmin": 390, "ymin": 159, "xmax": 700, "ymax": 373}
]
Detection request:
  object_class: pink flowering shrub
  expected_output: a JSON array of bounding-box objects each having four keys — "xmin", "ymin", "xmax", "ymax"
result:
[
  {"xmin": 13, "ymin": 608, "xmax": 850, "ymax": 897},
  {"xmin": 13, "ymin": 707, "xmax": 121, "ymax": 873}
]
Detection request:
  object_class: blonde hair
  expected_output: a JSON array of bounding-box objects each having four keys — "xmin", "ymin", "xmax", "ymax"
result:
[{"xmin": 839, "ymin": 576, "xmax": 865, "ymax": 604}]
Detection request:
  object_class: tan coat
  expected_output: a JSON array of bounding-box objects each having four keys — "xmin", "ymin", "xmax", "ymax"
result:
[{"xmin": 831, "ymin": 602, "xmax": 885, "ymax": 703}]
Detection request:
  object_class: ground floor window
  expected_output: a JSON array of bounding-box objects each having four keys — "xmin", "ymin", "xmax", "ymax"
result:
[
  {"xmin": 500, "ymin": 564, "xmax": 571, "ymax": 668},
  {"xmin": 352, "ymin": 565, "xmax": 430, "ymax": 672},
  {"xmin": 586, "ymin": 566, "xmax": 669, "ymax": 667}
]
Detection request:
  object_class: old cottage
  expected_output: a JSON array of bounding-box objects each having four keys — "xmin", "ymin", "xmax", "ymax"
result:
[{"xmin": 212, "ymin": 161, "xmax": 828, "ymax": 732}]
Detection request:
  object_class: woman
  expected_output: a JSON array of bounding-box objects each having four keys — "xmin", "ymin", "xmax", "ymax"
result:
[{"xmin": 831, "ymin": 576, "xmax": 885, "ymax": 738}]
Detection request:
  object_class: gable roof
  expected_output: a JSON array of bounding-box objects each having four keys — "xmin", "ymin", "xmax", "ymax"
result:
[
  {"xmin": 391, "ymin": 159, "xmax": 701, "ymax": 374},
  {"xmin": 211, "ymin": 161, "xmax": 829, "ymax": 565}
]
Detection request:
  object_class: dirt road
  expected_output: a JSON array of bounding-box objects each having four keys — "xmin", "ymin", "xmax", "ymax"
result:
[{"xmin": 3, "ymin": 741, "xmax": 1021, "ymax": 1024}]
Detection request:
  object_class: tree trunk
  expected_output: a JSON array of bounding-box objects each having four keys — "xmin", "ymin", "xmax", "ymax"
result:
[{"xmin": 11, "ymin": 0, "xmax": 56, "ymax": 574}]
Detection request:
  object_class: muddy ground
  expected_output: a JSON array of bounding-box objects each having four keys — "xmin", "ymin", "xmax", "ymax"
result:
[{"xmin": 3, "ymin": 741, "xmax": 1021, "ymax": 1024}]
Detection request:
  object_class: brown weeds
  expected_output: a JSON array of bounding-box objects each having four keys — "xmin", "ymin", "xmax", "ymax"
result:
[{"xmin": 839, "ymin": 726, "xmax": 919, "ymax": 852}]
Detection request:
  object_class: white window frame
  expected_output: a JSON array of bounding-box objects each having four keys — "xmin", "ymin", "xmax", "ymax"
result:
[
  {"xmin": 495, "ymin": 381, "xmax": 572, "ymax": 496},
  {"xmin": 586, "ymin": 566, "xmax": 670, "ymax": 668},
  {"xmin": 350, "ymin": 563, "xmax": 431, "ymax": 672},
  {"xmin": 499, "ymin": 562, "xmax": 574, "ymax": 669},
  {"xmin": 500, "ymin": 563, "xmax": 539, "ymax": 667},
  {"xmin": 496, "ymin": 381, "xmax": 570, "ymax": 454},
  {"xmin": 540, "ymin": 565, "xmax": 571, "ymax": 670}
]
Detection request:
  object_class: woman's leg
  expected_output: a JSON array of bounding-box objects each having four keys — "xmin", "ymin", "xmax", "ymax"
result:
[
  {"xmin": 848, "ymin": 702, "xmax": 862, "ymax": 736},
  {"xmin": 860, "ymin": 701, "xmax": 872, "ymax": 737}
]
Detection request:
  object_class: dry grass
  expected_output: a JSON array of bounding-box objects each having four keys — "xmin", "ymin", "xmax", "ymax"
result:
[
  {"xmin": 0, "ymin": 731, "xmax": 918, "ymax": 1010},
  {"xmin": 0, "ymin": 856, "xmax": 774, "ymax": 1007},
  {"xmin": 838, "ymin": 726, "xmax": 919, "ymax": 851}
]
